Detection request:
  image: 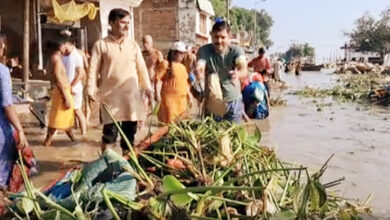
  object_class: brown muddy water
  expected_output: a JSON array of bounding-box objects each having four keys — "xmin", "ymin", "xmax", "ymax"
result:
[
  {"xmin": 258, "ymin": 71, "xmax": 390, "ymax": 218},
  {"xmin": 22, "ymin": 71, "xmax": 389, "ymax": 219}
]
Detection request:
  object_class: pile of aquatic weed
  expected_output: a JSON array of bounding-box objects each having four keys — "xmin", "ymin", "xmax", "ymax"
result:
[
  {"xmin": 4, "ymin": 116, "xmax": 372, "ymax": 219},
  {"xmin": 294, "ymin": 73, "xmax": 390, "ymax": 104}
]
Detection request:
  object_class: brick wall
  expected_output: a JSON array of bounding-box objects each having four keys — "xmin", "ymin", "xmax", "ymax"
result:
[
  {"xmin": 134, "ymin": 0, "xmax": 179, "ymax": 51},
  {"xmin": 0, "ymin": 0, "xmax": 35, "ymax": 61}
]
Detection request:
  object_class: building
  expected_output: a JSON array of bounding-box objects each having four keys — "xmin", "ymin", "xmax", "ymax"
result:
[
  {"xmin": 341, "ymin": 43, "xmax": 383, "ymax": 64},
  {"xmin": 0, "ymin": 0, "xmax": 144, "ymax": 81},
  {"xmin": 133, "ymin": 0, "xmax": 215, "ymax": 51}
]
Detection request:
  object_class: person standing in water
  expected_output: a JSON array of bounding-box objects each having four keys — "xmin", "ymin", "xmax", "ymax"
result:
[
  {"xmin": 196, "ymin": 21, "xmax": 248, "ymax": 123},
  {"xmin": 248, "ymin": 47, "xmax": 273, "ymax": 95}
]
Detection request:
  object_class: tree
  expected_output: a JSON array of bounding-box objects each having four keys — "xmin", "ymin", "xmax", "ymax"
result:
[
  {"xmin": 348, "ymin": 8, "xmax": 390, "ymax": 62},
  {"xmin": 252, "ymin": 9, "xmax": 273, "ymax": 48},
  {"xmin": 210, "ymin": 0, "xmax": 227, "ymax": 18},
  {"xmin": 303, "ymin": 43, "xmax": 315, "ymax": 59},
  {"xmin": 283, "ymin": 43, "xmax": 315, "ymax": 63},
  {"xmin": 209, "ymin": 0, "xmax": 274, "ymax": 48}
]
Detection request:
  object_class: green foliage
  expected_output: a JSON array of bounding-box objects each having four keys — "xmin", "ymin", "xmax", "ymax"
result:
[
  {"xmin": 252, "ymin": 9, "xmax": 274, "ymax": 47},
  {"xmin": 163, "ymin": 175, "xmax": 195, "ymax": 206},
  {"xmin": 230, "ymin": 7, "xmax": 274, "ymax": 48},
  {"xmin": 294, "ymin": 73, "xmax": 389, "ymax": 104},
  {"xmin": 10, "ymin": 118, "xmax": 371, "ymax": 220},
  {"xmin": 283, "ymin": 43, "xmax": 315, "ymax": 63},
  {"xmin": 210, "ymin": 0, "xmax": 274, "ymax": 48},
  {"xmin": 210, "ymin": 0, "xmax": 227, "ymax": 17},
  {"xmin": 348, "ymin": 8, "xmax": 390, "ymax": 59},
  {"xmin": 303, "ymin": 43, "xmax": 315, "ymax": 59}
]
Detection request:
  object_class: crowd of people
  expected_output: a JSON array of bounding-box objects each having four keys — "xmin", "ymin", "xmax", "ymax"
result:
[{"xmin": 0, "ymin": 8, "xmax": 287, "ymax": 192}]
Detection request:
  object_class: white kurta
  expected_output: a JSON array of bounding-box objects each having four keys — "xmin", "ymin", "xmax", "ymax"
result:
[{"xmin": 87, "ymin": 36, "xmax": 152, "ymax": 124}]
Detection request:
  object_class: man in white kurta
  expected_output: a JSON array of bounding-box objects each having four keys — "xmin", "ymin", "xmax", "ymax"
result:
[{"xmin": 87, "ymin": 8, "xmax": 153, "ymax": 154}]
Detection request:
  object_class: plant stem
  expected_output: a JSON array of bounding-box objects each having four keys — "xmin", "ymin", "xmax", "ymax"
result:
[
  {"xmin": 101, "ymin": 188, "xmax": 121, "ymax": 220},
  {"xmin": 103, "ymin": 104, "xmax": 154, "ymax": 187},
  {"xmin": 224, "ymin": 168, "xmax": 307, "ymax": 186},
  {"xmin": 158, "ymin": 186, "xmax": 264, "ymax": 200},
  {"xmin": 279, "ymin": 163, "xmax": 295, "ymax": 206},
  {"xmin": 197, "ymin": 195, "xmax": 250, "ymax": 206},
  {"xmin": 17, "ymin": 151, "xmax": 42, "ymax": 218},
  {"xmin": 35, "ymin": 190, "xmax": 77, "ymax": 220},
  {"xmin": 105, "ymin": 189, "xmax": 144, "ymax": 211}
]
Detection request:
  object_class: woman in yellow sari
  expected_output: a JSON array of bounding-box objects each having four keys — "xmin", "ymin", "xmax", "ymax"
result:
[
  {"xmin": 43, "ymin": 39, "xmax": 75, "ymax": 146},
  {"xmin": 156, "ymin": 42, "xmax": 191, "ymax": 123}
]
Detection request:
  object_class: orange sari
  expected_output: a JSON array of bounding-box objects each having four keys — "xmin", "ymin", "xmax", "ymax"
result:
[{"xmin": 157, "ymin": 62, "xmax": 189, "ymax": 123}]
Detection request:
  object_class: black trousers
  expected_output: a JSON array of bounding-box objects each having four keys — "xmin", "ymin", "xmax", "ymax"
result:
[{"xmin": 102, "ymin": 121, "xmax": 138, "ymax": 150}]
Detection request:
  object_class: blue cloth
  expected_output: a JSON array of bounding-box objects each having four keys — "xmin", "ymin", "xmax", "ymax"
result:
[
  {"xmin": 45, "ymin": 171, "xmax": 74, "ymax": 201},
  {"xmin": 242, "ymin": 81, "xmax": 269, "ymax": 119},
  {"xmin": 225, "ymin": 98, "xmax": 244, "ymax": 123},
  {"xmin": 217, "ymin": 98, "xmax": 244, "ymax": 123},
  {"xmin": 189, "ymin": 73, "xmax": 196, "ymax": 83},
  {"xmin": 0, "ymin": 64, "xmax": 15, "ymax": 187}
]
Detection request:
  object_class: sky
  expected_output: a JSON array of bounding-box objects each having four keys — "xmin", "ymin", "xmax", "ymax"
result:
[{"xmin": 233, "ymin": 0, "xmax": 390, "ymax": 63}]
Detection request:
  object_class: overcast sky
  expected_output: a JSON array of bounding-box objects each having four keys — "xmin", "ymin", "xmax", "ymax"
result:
[{"xmin": 233, "ymin": 0, "xmax": 389, "ymax": 63}]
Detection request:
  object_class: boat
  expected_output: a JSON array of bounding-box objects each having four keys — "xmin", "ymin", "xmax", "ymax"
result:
[{"xmin": 301, "ymin": 63, "xmax": 324, "ymax": 71}]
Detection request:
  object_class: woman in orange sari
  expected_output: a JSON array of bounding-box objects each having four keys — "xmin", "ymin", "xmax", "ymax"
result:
[{"xmin": 156, "ymin": 42, "xmax": 191, "ymax": 123}]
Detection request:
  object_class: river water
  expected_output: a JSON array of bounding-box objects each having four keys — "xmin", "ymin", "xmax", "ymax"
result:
[{"xmin": 258, "ymin": 71, "xmax": 390, "ymax": 218}]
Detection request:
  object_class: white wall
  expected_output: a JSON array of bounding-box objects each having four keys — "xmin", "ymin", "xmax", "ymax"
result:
[
  {"xmin": 195, "ymin": 11, "xmax": 212, "ymax": 43},
  {"xmin": 384, "ymin": 54, "xmax": 390, "ymax": 66},
  {"xmin": 347, "ymin": 50, "xmax": 380, "ymax": 62},
  {"xmin": 99, "ymin": 0, "xmax": 135, "ymax": 39}
]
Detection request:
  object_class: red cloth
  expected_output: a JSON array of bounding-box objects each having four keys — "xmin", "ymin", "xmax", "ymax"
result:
[
  {"xmin": 252, "ymin": 73, "xmax": 264, "ymax": 82},
  {"xmin": 248, "ymin": 56, "xmax": 273, "ymax": 74},
  {"xmin": 8, "ymin": 146, "xmax": 36, "ymax": 193},
  {"xmin": 8, "ymin": 130, "xmax": 37, "ymax": 193},
  {"xmin": 240, "ymin": 78, "xmax": 250, "ymax": 91}
]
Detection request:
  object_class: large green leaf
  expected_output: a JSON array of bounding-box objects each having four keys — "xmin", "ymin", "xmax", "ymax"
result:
[
  {"xmin": 247, "ymin": 126, "xmax": 262, "ymax": 144},
  {"xmin": 339, "ymin": 210, "xmax": 352, "ymax": 220},
  {"xmin": 163, "ymin": 175, "xmax": 194, "ymax": 206},
  {"xmin": 298, "ymin": 181, "xmax": 311, "ymax": 218},
  {"xmin": 236, "ymin": 126, "xmax": 247, "ymax": 142},
  {"xmin": 313, "ymin": 181, "xmax": 327, "ymax": 207},
  {"xmin": 310, "ymin": 181, "xmax": 320, "ymax": 211}
]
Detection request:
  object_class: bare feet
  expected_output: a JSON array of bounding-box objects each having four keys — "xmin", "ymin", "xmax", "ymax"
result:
[
  {"xmin": 44, "ymin": 128, "xmax": 56, "ymax": 147},
  {"xmin": 43, "ymin": 139, "xmax": 52, "ymax": 147},
  {"xmin": 66, "ymin": 130, "xmax": 76, "ymax": 142}
]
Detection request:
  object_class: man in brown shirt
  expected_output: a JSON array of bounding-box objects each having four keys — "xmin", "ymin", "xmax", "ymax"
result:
[
  {"xmin": 87, "ymin": 9, "xmax": 153, "ymax": 155},
  {"xmin": 142, "ymin": 35, "xmax": 165, "ymax": 100}
]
